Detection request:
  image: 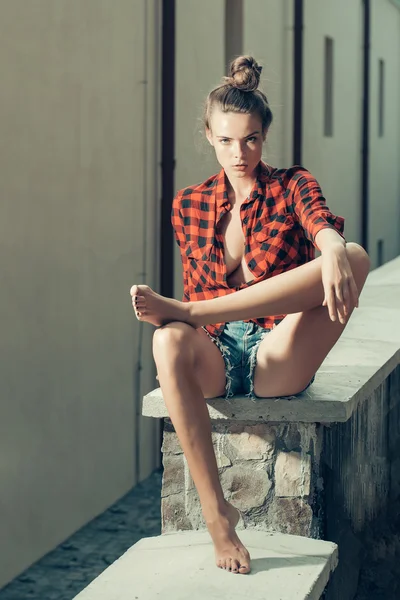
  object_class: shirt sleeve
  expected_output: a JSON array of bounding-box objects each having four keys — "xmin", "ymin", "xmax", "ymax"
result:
[
  {"xmin": 171, "ymin": 191, "xmax": 190, "ymax": 301},
  {"xmin": 171, "ymin": 190, "xmax": 186, "ymax": 248},
  {"xmin": 288, "ymin": 167, "xmax": 345, "ymax": 246}
]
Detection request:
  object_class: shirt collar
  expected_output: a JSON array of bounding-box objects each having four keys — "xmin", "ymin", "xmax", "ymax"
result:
[{"xmin": 213, "ymin": 160, "xmax": 271, "ymax": 211}]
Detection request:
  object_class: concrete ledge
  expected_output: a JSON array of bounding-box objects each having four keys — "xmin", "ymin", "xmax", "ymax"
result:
[
  {"xmin": 72, "ymin": 530, "xmax": 338, "ymax": 600},
  {"xmin": 142, "ymin": 257, "xmax": 400, "ymax": 423}
]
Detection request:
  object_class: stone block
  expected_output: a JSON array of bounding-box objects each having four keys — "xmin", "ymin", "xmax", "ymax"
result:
[
  {"xmin": 275, "ymin": 450, "xmax": 311, "ymax": 498},
  {"xmin": 162, "ymin": 488, "xmax": 205, "ymax": 534},
  {"xmin": 225, "ymin": 423, "xmax": 276, "ymax": 461},
  {"xmin": 280, "ymin": 423, "xmax": 302, "ymax": 451},
  {"xmin": 220, "ymin": 464, "xmax": 272, "ymax": 511},
  {"xmin": 161, "ymin": 454, "xmax": 185, "ymax": 497},
  {"xmin": 269, "ymin": 497, "xmax": 313, "ymax": 537},
  {"xmin": 211, "ymin": 432, "xmax": 232, "ymax": 468},
  {"xmin": 161, "ymin": 494, "xmax": 192, "ymax": 533},
  {"xmin": 161, "ymin": 427, "xmax": 183, "ymax": 455},
  {"xmin": 182, "ymin": 454, "xmax": 197, "ymax": 492}
]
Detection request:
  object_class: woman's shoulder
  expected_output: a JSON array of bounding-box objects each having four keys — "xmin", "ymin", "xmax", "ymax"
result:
[
  {"xmin": 173, "ymin": 171, "xmax": 220, "ymax": 207},
  {"xmin": 265, "ymin": 163, "xmax": 314, "ymax": 181},
  {"xmin": 263, "ymin": 163, "xmax": 320, "ymax": 192}
]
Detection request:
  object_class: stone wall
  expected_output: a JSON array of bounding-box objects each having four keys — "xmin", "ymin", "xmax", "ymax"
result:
[
  {"xmin": 161, "ymin": 419, "xmax": 324, "ymax": 538},
  {"xmin": 323, "ymin": 365, "xmax": 400, "ymax": 600}
]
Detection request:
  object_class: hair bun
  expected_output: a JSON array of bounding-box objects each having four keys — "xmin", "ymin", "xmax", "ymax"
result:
[{"xmin": 224, "ymin": 56, "xmax": 262, "ymax": 92}]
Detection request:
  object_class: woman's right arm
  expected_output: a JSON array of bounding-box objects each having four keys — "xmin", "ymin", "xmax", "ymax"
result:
[{"xmin": 171, "ymin": 191, "xmax": 190, "ymax": 301}]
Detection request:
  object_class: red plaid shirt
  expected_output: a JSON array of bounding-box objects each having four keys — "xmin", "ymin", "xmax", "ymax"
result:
[{"xmin": 171, "ymin": 161, "xmax": 345, "ymax": 337}]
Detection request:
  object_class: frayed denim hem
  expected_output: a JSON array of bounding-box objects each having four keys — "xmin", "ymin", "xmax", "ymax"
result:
[
  {"xmin": 245, "ymin": 328, "xmax": 316, "ymax": 402},
  {"xmin": 201, "ymin": 326, "xmax": 235, "ymax": 402},
  {"xmin": 245, "ymin": 329, "xmax": 269, "ymax": 403},
  {"xmin": 202, "ymin": 323, "xmax": 316, "ymax": 402}
]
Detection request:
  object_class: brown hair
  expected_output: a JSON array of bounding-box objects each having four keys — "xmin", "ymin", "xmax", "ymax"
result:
[{"xmin": 203, "ymin": 56, "xmax": 273, "ymax": 134}]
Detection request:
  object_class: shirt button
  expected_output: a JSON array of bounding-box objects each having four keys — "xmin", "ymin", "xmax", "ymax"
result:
[{"xmin": 243, "ymin": 216, "xmax": 249, "ymax": 225}]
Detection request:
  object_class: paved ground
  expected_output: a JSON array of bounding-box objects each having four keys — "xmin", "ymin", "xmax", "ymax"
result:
[{"xmin": 0, "ymin": 470, "xmax": 162, "ymax": 600}]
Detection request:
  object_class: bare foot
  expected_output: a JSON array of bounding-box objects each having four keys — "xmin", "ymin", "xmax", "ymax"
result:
[
  {"xmin": 130, "ymin": 284, "xmax": 195, "ymax": 327},
  {"xmin": 205, "ymin": 501, "xmax": 251, "ymax": 574}
]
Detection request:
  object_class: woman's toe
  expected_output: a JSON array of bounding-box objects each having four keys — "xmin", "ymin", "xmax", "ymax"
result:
[
  {"xmin": 238, "ymin": 562, "xmax": 250, "ymax": 574},
  {"xmin": 231, "ymin": 559, "xmax": 240, "ymax": 573}
]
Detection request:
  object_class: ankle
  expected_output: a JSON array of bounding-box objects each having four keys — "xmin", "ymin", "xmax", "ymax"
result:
[{"xmin": 202, "ymin": 499, "xmax": 229, "ymax": 521}]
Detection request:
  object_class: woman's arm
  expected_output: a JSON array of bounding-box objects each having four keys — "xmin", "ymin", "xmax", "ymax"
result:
[
  {"xmin": 316, "ymin": 228, "xmax": 360, "ymax": 324},
  {"xmin": 289, "ymin": 167, "xmax": 345, "ymax": 248},
  {"xmin": 290, "ymin": 168, "xmax": 359, "ymax": 324},
  {"xmin": 314, "ymin": 227, "xmax": 345, "ymax": 251},
  {"xmin": 171, "ymin": 191, "xmax": 190, "ymax": 301}
]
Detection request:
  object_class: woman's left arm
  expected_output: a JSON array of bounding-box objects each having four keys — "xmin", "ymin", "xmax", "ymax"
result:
[
  {"xmin": 289, "ymin": 167, "xmax": 358, "ymax": 324},
  {"xmin": 315, "ymin": 228, "xmax": 359, "ymax": 325}
]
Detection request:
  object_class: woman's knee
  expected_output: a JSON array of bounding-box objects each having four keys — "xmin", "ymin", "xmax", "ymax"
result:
[
  {"xmin": 346, "ymin": 242, "xmax": 371, "ymax": 281},
  {"xmin": 152, "ymin": 321, "xmax": 195, "ymax": 365}
]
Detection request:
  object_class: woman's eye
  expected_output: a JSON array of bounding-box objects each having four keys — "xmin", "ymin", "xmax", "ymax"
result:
[
  {"xmin": 247, "ymin": 137, "xmax": 257, "ymax": 143},
  {"xmin": 220, "ymin": 138, "xmax": 230, "ymax": 144}
]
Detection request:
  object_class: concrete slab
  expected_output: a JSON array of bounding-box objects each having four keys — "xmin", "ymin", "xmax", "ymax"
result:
[
  {"xmin": 143, "ymin": 335, "xmax": 399, "ymax": 423},
  {"xmin": 366, "ymin": 256, "xmax": 400, "ymax": 286},
  {"xmin": 358, "ymin": 284, "xmax": 400, "ymax": 310},
  {"xmin": 341, "ymin": 306, "xmax": 400, "ymax": 345},
  {"xmin": 72, "ymin": 530, "xmax": 338, "ymax": 600}
]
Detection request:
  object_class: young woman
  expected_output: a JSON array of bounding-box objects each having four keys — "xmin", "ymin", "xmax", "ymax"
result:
[{"xmin": 130, "ymin": 56, "xmax": 370, "ymax": 575}]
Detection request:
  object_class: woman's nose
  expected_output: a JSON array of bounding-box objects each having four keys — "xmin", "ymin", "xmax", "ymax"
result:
[{"xmin": 233, "ymin": 142, "xmax": 245, "ymax": 159}]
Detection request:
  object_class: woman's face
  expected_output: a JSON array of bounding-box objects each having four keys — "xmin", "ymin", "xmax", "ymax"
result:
[{"xmin": 206, "ymin": 108, "xmax": 266, "ymax": 180}]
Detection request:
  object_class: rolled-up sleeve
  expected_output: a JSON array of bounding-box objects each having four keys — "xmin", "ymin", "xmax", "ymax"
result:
[
  {"xmin": 171, "ymin": 191, "xmax": 190, "ymax": 301},
  {"xmin": 171, "ymin": 190, "xmax": 185, "ymax": 248},
  {"xmin": 288, "ymin": 167, "xmax": 345, "ymax": 246}
]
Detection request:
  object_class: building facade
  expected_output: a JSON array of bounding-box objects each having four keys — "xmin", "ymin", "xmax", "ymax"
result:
[{"xmin": 0, "ymin": 0, "xmax": 399, "ymax": 590}]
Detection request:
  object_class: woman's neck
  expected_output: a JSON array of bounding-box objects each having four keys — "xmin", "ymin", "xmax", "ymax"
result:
[
  {"xmin": 225, "ymin": 161, "xmax": 260, "ymax": 207},
  {"xmin": 226, "ymin": 175, "xmax": 256, "ymax": 208}
]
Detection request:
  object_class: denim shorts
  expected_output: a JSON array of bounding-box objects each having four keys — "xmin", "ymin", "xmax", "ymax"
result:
[{"xmin": 202, "ymin": 320, "xmax": 315, "ymax": 402}]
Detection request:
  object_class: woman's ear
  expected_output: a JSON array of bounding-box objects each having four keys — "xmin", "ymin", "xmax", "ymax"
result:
[{"xmin": 205, "ymin": 127, "xmax": 214, "ymax": 146}]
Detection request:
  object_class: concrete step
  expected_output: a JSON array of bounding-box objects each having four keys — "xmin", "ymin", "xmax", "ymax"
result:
[{"xmin": 72, "ymin": 530, "xmax": 338, "ymax": 600}]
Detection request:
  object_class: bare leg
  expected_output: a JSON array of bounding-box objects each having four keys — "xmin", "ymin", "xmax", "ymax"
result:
[
  {"xmin": 153, "ymin": 322, "xmax": 251, "ymax": 574},
  {"xmin": 131, "ymin": 243, "xmax": 370, "ymax": 328},
  {"xmin": 252, "ymin": 251, "xmax": 371, "ymax": 396}
]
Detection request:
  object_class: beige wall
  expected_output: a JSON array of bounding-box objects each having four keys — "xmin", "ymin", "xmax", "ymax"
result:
[
  {"xmin": 174, "ymin": 0, "xmax": 225, "ymax": 299},
  {"xmin": 0, "ymin": 0, "xmax": 160, "ymax": 588},
  {"xmin": 302, "ymin": 0, "xmax": 364, "ymax": 246},
  {"xmin": 243, "ymin": 0, "xmax": 293, "ymax": 168},
  {"xmin": 369, "ymin": 0, "xmax": 400, "ymax": 267},
  {"xmin": 136, "ymin": 0, "xmax": 162, "ymax": 495}
]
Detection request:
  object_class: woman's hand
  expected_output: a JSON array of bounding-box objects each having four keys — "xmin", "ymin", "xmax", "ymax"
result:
[{"xmin": 321, "ymin": 244, "xmax": 359, "ymax": 324}]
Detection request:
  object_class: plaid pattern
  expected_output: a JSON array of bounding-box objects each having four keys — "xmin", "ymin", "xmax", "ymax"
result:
[{"xmin": 171, "ymin": 161, "xmax": 345, "ymax": 337}]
